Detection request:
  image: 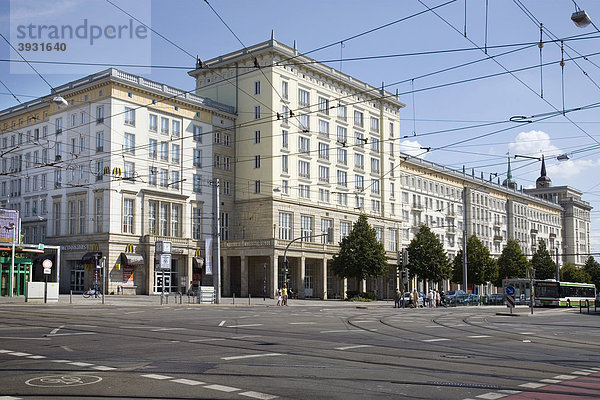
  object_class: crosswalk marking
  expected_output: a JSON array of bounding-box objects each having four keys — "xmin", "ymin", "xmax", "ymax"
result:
[{"xmin": 172, "ymin": 378, "xmax": 204, "ymax": 386}]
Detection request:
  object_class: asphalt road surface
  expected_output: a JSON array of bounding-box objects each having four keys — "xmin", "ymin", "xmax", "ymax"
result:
[{"xmin": 0, "ymin": 299, "xmax": 599, "ymax": 399}]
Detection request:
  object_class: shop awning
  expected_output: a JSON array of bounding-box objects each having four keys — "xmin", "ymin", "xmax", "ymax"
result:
[
  {"xmin": 192, "ymin": 257, "xmax": 204, "ymax": 269},
  {"xmin": 81, "ymin": 251, "xmax": 102, "ymax": 264},
  {"xmin": 120, "ymin": 252, "xmax": 144, "ymax": 266}
]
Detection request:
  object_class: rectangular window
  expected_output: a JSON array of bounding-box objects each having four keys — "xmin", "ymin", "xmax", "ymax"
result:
[
  {"xmin": 254, "ymin": 180, "xmax": 261, "ymax": 194},
  {"xmin": 374, "ymin": 226, "xmax": 383, "ymax": 243},
  {"xmin": 160, "ymin": 142, "xmax": 168, "ymax": 161},
  {"xmin": 337, "ymin": 104, "xmax": 347, "ymax": 121},
  {"xmin": 124, "ymin": 107, "xmax": 135, "ymax": 125},
  {"xmin": 193, "ymin": 125, "xmax": 203, "ymax": 142},
  {"xmin": 371, "ymin": 157, "xmax": 380, "ymax": 173},
  {"xmin": 55, "ymin": 118, "xmax": 62, "ymax": 134},
  {"xmin": 318, "ymin": 142, "xmax": 329, "ymax": 160},
  {"xmin": 68, "ymin": 201, "xmax": 76, "ymax": 235},
  {"xmin": 281, "ymin": 155, "xmax": 288, "ymax": 172},
  {"xmin": 53, "ymin": 202, "xmax": 61, "ymax": 236},
  {"xmin": 172, "ymin": 120, "xmax": 180, "ymax": 137},
  {"xmin": 354, "ymin": 110, "xmax": 363, "ymax": 127},
  {"xmin": 341, "ymin": 221, "xmax": 351, "ymax": 239},
  {"xmin": 71, "ymin": 113, "xmax": 77, "ymax": 127},
  {"xmin": 254, "ymin": 81, "xmax": 261, "ymax": 95},
  {"xmin": 279, "ymin": 212, "xmax": 292, "ymax": 240},
  {"xmin": 149, "ymin": 139, "xmax": 157, "ymax": 158},
  {"xmin": 318, "ymin": 166, "xmax": 329, "ymax": 183},
  {"xmin": 220, "ymin": 212, "xmax": 229, "ymax": 240},
  {"xmin": 298, "ymin": 114, "xmax": 309, "ymax": 131},
  {"xmin": 254, "ymin": 130, "xmax": 261, "ymax": 144},
  {"xmin": 148, "ymin": 201, "xmax": 157, "ymax": 235},
  {"xmin": 160, "ymin": 169, "xmax": 168, "ymax": 187},
  {"xmin": 281, "ymin": 80, "xmax": 288, "ymax": 99},
  {"xmin": 370, "ymin": 116, "xmax": 379, "ymax": 132},
  {"xmin": 301, "ymin": 215, "xmax": 314, "ymax": 242},
  {"xmin": 281, "ymin": 180, "xmax": 288, "ymax": 195},
  {"xmin": 171, "ymin": 204, "xmax": 181, "ymax": 237},
  {"xmin": 318, "ymin": 120, "xmax": 329, "ymax": 136},
  {"xmin": 389, "ymin": 142, "xmax": 394, "ymax": 156},
  {"xmin": 96, "ymin": 131, "xmax": 104, "ymax": 152},
  {"xmin": 149, "ymin": 114, "xmax": 157, "ymax": 131},
  {"xmin": 124, "ymin": 161, "xmax": 135, "ymax": 180},
  {"xmin": 193, "ymin": 174, "xmax": 202, "ymax": 193},
  {"xmin": 281, "ymin": 105, "xmax": 289, "ymax": 123},
  {"xmin": 318, "ymin": 188, "xmax": 330, "ymax": 203},
  {"xmin": 193, "ymin": 149, "xmax": 202, "ymax": 167},
  {"xmin": 171, "ymin": 144, "xmax": 180, "ymax": 163},
  {"xmin": 318, "ymin": 97, "xmax": 329, "ymax": 114},
  {"xmin": 254, "ymin": 155, "xmax": 261, "ymax": 169},
  {"xmin": 337, "ymin": 126, "xmax": 347, "ymax": 143},
  {"xmin": 355, "ymin": 175, "xmax": 364, "ymax": 190},
  {"xmin": 371, "ymin": 137, "xmax": 379, "ymax": 152},
  {"xmin": 254, "ymin": 106, "xmax": 261, "ymax": 120},
  {"xmin": 372, "ymin": 178, "xmax": 380, "ymax": 194},
  {"xmin": 337, "ymin": 148, "xmax": 347, "ymax": 165},
  {"xmin": 123, "ymin": 198, "xmax": 134, "ymax": 233},
  {"xmin": 298, "ymin": 88, "xmax": 310, "ymax": 107},
  {"xmin": 171, "ymin": 170, "xmax": 180, "ymax": 189},
  {"xmin": 299, "ymin": 136, "xmax": 310, "ymax": 154},
  {"xmin": 389, "ymin": 122, "xmax": 394, "ymax": 137},
  {"xmin": 282, "ymin": 130, "xmax": 288, "ymax": 148},
  {"xmin": 298, "ymin": 184, "xmax": 310, "ymax": 199},
  {"xmin": 355, "ymin": 131, "xmax": 364, "ymax": 146},
  {"xmin": 96, "ymin": 106, "xmax": 105, "ymax": 123},
  {"xmin": 192, "ymin": 207, "xmax": 202, "ymax": 240},
  {"xmin": 160, "ymin": 203, "xmax": 169, "ymax": 236},
  {"xmin": 148, "ymin": 167, "xmax": 157, "ymax": 186},
  {"xmin": 160, "ymin": 117, "xmax": 169, "ymax": 134},
  {"xmin": 124, "ymin": 133, "xmax": 135, "ymax": 154},
  {"xmin": 337, "ymin": 170, "xmax": 347, "ymax": 187},
  {"xmin": 78, "ymin": 200, "xmax": 85, "ymax": 234},
  {"xmin": 299, "ymin": 161, "xmax": 310, "ymax": 178}
]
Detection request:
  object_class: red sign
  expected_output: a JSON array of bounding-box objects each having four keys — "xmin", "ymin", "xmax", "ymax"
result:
[{"xmin": 506, "ymin": 294, "xmax": 515, "ymax": 308}]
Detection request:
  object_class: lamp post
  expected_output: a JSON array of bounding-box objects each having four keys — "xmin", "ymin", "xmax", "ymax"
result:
[{"xmin": 7, "ymin": 223, "xmax": 15, "ymax": 297}]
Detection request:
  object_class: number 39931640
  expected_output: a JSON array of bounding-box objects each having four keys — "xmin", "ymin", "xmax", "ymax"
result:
[{"xmin": 17, "ymin": 42, "xmax": 67, "ymax": 51}]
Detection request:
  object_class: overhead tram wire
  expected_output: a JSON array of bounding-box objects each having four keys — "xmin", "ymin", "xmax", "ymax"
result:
[{"xmin": 418, "ymin": 0, "xmax": 600, "ymax": 147}]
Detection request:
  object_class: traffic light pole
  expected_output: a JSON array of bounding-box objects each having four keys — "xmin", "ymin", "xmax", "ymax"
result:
[{"xmin": 282, "ymin": 229, "xmax": 333, "ymax": 288}]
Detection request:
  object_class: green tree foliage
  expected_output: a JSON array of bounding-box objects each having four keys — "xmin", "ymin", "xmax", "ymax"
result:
[
  {"xmin": 560, "ymin": 262, "xmax": 591, "ymax": 283},
  {"xmin": 495, "ymin": 238, "xmax": 529, "ymax": 287},
  {"xmin": 407, "ymin": 225, "xmax": 451, "ymax": 284},
  {"xmin": 583, "ymin": 256, "xmax": 600, "ymax": 289},
  {"xmin": 331, "ymin": 214, "xmax": 388, "ymax": 281},
  {"xmin": 530, "ymin": 239, "xmax": 557, "ymax": 280},
  {"xmin": 452, "ymin": 235, "xmax": 497, "ymax": 285}
]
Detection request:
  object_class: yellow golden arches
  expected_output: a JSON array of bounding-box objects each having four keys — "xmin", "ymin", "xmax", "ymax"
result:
[{"xmin": 125, "ymin": 244, "xmax": 135, "ymax": 253}]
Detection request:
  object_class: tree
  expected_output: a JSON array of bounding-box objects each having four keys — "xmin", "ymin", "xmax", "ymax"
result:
[
  {"xmin": 530, "ymin": 239, "xmax": 557, "ymax": 280},
  {"xmin": 331, "ymin": 214, "xmax": 388, "ymax": 282},
  {"xmin": 407, "ymin": 225, "xmax": 451, "ymax": 284},
  {"xmin": 495, "ymin": 238, "xmax": 528, "ymax": 287},
  {"xmin": 583, "ymin": 256, "xmax": 600, "ymax": 290},
  {"xmin": 452, "ymin": 235, "xmax": 497, "ymax": 286},
  {"xmin": 560, "ymin": 262, "xmax": 591, "ymax": 283}
]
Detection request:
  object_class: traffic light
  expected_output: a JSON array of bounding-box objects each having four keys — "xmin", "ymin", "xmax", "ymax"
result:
[
  {"xmin": 398, "ymin": 250, "xmax": 403, "ymax": 266},
  {"xmin": 402, "ymin": 249, "xmax": 409, "ymax": 267},
  {"xmin": 402, "ymin": 268, "xmax": 409, "ymax": 281}
]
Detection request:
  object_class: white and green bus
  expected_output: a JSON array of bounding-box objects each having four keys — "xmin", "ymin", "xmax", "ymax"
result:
[{"xmin": 534, "ymin": 280, "xmax": 596, "ymax": 307}]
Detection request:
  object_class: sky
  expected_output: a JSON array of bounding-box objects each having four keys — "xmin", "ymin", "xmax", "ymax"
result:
[{"xmin": 1, "ymin": 0, "xmax": 600, "ymax": 253}]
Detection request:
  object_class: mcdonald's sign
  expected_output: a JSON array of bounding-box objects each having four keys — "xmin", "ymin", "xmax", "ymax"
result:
[{"xmin": 125, "ymin": 244, "xmax": 135, "ymax": 253}]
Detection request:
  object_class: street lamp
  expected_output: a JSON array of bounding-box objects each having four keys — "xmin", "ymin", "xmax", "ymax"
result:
[{"xmin": 2, "ymin": 223, "xmax": 16, "ymax": 297}]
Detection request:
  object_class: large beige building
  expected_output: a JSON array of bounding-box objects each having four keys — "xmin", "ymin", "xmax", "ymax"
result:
[{"xmin": 0, "ymin": 68, "xmax": 235, "ymax": 295}]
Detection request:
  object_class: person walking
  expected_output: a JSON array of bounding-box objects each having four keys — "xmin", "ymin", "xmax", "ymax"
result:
[
  {"xmin": 412, "ymin": 289, "xmax": 420, "ymax": 308},
  {"xmin": 394, "ymin": 288, "xmax": 402, "ymax": 308},
  {"xmin": 427, "ymin": 290, "xmax": 433, "ymax": 308},
  {"xmin": 282, "ymin": 284, "xmax": 289, "ymax": 306},
  {"xmin": 276, "ymin": 288, "xmax": 282, "ymax": 306}
]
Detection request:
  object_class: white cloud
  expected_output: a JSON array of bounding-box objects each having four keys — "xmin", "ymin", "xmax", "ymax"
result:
[
  {"xmin": 547, "ymin": 158, "xmax": 600, "ymax": 180},
  {"xmin": 400, "ymin": 139, "xmax": 427, "ymax": 159},
  {"xmin": 508, "ymin": 130, "xmax": 561, "ymax": 157}
]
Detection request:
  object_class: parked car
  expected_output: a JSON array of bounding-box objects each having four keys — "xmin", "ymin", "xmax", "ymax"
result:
[
  {"xmin": 466, "ymin": 293, "xmax": 480, "ymax": 305},
  {"xmin": 445, "ymin": 290, "xmax": 467, "ymax": 304},
  {"xmin": 488, "ymin": 293, "xmax": 505, "ymax": 305},
  {"xmin": 403, "ymin": 292, "xmax": 425, "ymax": 307}
]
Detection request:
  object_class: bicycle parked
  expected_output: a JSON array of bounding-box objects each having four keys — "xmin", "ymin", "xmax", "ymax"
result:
[{"xmin": 82, "ymin": 287, "xmax": 100, "ymax": 298}]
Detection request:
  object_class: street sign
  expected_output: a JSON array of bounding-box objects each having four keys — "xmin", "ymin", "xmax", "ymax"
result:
[
  {"xmin": 43, "ymin": 268, "xmax": 51, "ymax": 275},
  {"xmin": 42, "ymin": 259, "xmax": 52, "ymax": 269},
  {"xmin": 506, "ymin": 294, "xmax": 515, "ymax": 308},
  {"xmin": 159, "ymin": 253, "xmax": 171, "ymax": 271},
  {"xmin": 505, "ymin": 285, "xmax": 515, "ymax": 296}
]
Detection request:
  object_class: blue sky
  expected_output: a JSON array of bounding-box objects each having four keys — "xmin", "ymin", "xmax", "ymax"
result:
[{"xmin": 2, "ymin": 0, "xmax": 600, "ymax": 252}]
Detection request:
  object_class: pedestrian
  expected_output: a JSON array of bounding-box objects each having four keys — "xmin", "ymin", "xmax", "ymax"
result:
[
  {"xmin": 412, "ymin": 289, "xmax": 420, "ymax": 308},
  {"xmin": 276, "ymin": 288, "xmax": 282, "ymax": 306},
  {"xmin": 394, "ymin": 288, "xmax": 401, "ymax": 308},
  {"xmin": 427, "ymin": 290, "xmax": 433, "ymax": 308},
  {"xmin": 432, "ymin": 289, "xmax": 438, "ymax": 308},
  {"xmin": 282, "ymin": 284, "xmax": 288, "ymax": 306}
]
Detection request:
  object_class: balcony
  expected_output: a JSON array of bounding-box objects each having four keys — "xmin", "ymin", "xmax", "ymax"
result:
[{"xmin": 493, "ymin": 235, "xmax": 503, "ymax": 242}]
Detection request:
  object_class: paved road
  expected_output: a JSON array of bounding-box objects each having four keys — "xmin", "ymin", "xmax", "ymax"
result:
[{"xmin": 0, "ymin": 298, "xmax": 599, "ymax": 399}]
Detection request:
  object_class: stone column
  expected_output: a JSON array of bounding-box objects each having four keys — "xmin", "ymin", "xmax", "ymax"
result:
[
  {"xmin": 321, "ymin": 257, "xmax": 327, "ymax": 299},
  {"xmin": 342, "ymin": 277, "xmax": 348, "ymax": 300},
  {"xmin": 270, "ymin": 254, "xmax": 278, "ymax": 298},
  {"xmin": 299, "ymin": 255, "xmax": 306, "ymax": 299},
  {"xmin": 222, "ymin": 255, "xmax": 230, "ymax": 297},
  {"xmin": 240, "ymin": 256, "xmax": 248, "ymax": 297}
]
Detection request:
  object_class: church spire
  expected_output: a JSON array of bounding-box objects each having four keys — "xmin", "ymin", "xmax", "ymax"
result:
[
  {"xmin": 536, "ymin": 154, "xmax": 552, "ymax": 188},
  {"xmin": 502, "ymin": 157, "xmax": 517, "ymax": 189}
]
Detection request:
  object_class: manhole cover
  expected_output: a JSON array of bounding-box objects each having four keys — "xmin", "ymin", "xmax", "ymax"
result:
[
  {"xmin": 26, "ymin": 375, "xmax": 102, "ymax": 387},
  {"xmin": 441, "ymin": 354, "xmax": 471, "ymax": 359}
]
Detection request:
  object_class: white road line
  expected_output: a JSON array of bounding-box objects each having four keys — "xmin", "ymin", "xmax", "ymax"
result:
[
  {"xmin": 519, "ymin": 382, "xmax": 546, "ymax": 388},
  {"xmin": 320, "ymin": 329, "xmax": 362, "ymax": 333},
  {"xmin": 226, "ymin": 324, "xmax": 263, "ymax": 328},
  {"xmin": 26, "ymin": 355, "xmax": 46, "ymax": 359},
  {"xmin": 422, "ymin": 338, "xmax": 450, "ymax": 342},
  {"xmin": 48, "ymin": 332, "xmax": 96, "ymax": 336},
  {"xmin": 124, "ymin": 311, "xmax": 145, "ymax": 315},
  {"xmin": 467, "ymin": 335, "xmax": 491, "ymax": 338},
  {"xmin": 92, "ymin": 366, "xmax": 116, "ymax": 371},
  {"xmin": 205, "ymin": 384, "xmax": 240, "ymax": 392},
  {"xmin": 0, "ymin": 396, "xmax": 23, "ymax": 400},
  {"xmin": 498, "ymin": 390, "xmax": 521, "ymax": 394},
  {"xmin": 189, "ymin": 338, "xmax": 226, "ymax": 342},
  {"xmin": 221, "ymin": 353, "xmax": 282, "ymax": 361},
  {"xmin": 219, "ymin": 320, "xmax": 226, "ymax": 326},
  {"xmin": 239, "ymin": 391, "xmax": 278, "ymax": 399},
  {"xmin": 231, "ymin": 335, "xmax": 262, "ymax": 339},
  {"xmin": 289, "ymin": 322, "xmax": 317, "ymax": 325},
  {"xmin": 49, "ymin": 326, "xmax": 64, "ymax": 335},
  {"xmin": 141, "ymin": 374, "xmax": 173, "ymax": 380},
  {"xmin": 50, "ymin": 359, "xmax": 71, "ymax": 363},
  {"xmin": 71, "ymin": 325, "xmax": 98, "ymax": 328},
  {"xmin": 540, "ymin": 379, "xmax": 561, "ymax": 384},
  {"xmin": 476, "ymin": 393, "xmax": 507, "ymax": 399},
  {"xmin": 151, "ymin": 328, "xmax": 186, "ymax": 332},
  {"xmin": 335, "ymin": 345, "xmax": 373, "ymax": 351},
  {"xmin": 171, "ymin": 378, "xmax": 204, "ymax": 386},
  {"xmin": 9, "ymin": 352, "xmax": 31, "ymax": 356},
  {"xmin": 0, "ymin": 337, "xmax": 48, "ymax": 340},
  {"xmin": 60, "ymin": 346, "xmax": 74, "ymax": 352},
  {"xmin": 518, "ymin": 332, "xmax": 534, "ymax": 335},
  {"xmin": 0, "ymin": 349, "xmax": 12, "ymax": 353},
  {"xmin": 69, "ymin": 362, "xmax": 94, "ymax": 367},
  {"xmin": 353, "ymin": 320, "xmax": 377, "ymax": 323},
  {"xmin": 572, "ymin": 371, "xmax": 591, "ymax": 375},
  {"xmin": 553, "ymin": 374, "xmax": 578, "ymax": 380},
  {"xmin": 425, "ymin": 325, "xmax": 438, "ymax": 328}
]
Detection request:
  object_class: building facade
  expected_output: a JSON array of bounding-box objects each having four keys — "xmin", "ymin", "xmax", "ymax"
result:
[{"xmin": 0, "ymin": 68, "xmax": 235, "ymax": 295}]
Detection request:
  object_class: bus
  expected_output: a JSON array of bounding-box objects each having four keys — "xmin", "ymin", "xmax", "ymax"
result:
[{"xmin": 534, "ymin": 280, "xmax": 596, "ymax": 307}]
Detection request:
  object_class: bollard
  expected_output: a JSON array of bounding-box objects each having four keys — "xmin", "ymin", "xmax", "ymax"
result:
[
  {"xmin": 179, "ymin": 292, "xmax": 183, "ymax": 304},
  {"xmin": 70, "ymin": 290, "xmax": 72, "ymax": 304},
  {"xmin": 160, "ymin": 293, "xmax": 164, "ymax": 305},
  {"xmin": 102, "ymin": 292, "xmax": 105, "ymax": 305}
]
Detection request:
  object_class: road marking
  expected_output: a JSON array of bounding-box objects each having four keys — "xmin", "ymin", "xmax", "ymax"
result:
[
  {"xmin": 540, "ymin": 379, "xmax": 561, "ymax": 383},
  {"xmin": 467, "ymin": 335, "xmax": 491, "ymax": 338},
  {"xmin": 124, "ymin": 311, "xmax": 145, "ymax": 315},
  {"xmin": 50, "ymin": 360, "xmax": 71, "ymax": 363},
  {"xmin": 189, "ymin": 338, "xmax": 226, "ymax": 342},
  {"xmin": 320, "ymin": 329, "xmax": 362, "ymax": 333},
  {"xmin": 49, "ymin": 326, "xmax": 64, "ymax": 335},
  {"xmin": 335, "ymin": 345, "xmax": 373, "ymax": 351},
  {"xmin": 553, "ymin": 374, "xmax": 578, "ymax": 380},
  {"xmin": 172, "ymin": 378, "xmax": 204, "ymax": 386},
  {"xmin": 353, "ymin": 320, "xmax": 377, "ymax": 323},
  {"xmin": 518, "ymin": 332, "xmax": 534, "ymax": 335},
  {"xmin": 219, "ymin": 320, "xmax": 226, "ymax": 326},
  {"xmin": 571, "ymin": 371, "xmax": 591, "ymax": 375},
  {"xmin": 69, "ymin": 362, "xmax": 94, "ymax": 367},
  {"xmin": 226, "ymin": 324, "xmax": 263, "ymax": 328},
  {"xmin": 240, "ymin": 391, "xmax": 278, "ymax": 399},
  {"xmin": 0, "ymin": 396, "xmax": 23, "ymax": 400},
  {"xmin": 0, "ymin": 337, "xmax": 48, "ymax": 340},
  {"xmin": 289, "ymin": 322, "xmax": 317, "ymax": 325},
  {"xmin": 47, "ymin": 332, "xmax": 96, "ymax": 336},
  {"xmin": 476, "ymin": 393, "xmax": 507, "ymax": 399},
  {"xmin": 151, "ymin": 328, "xmax": 186, "ymax": 332},
  {"xmin": 0, "ymin": 349, "xmax": 12, "ymax": 353},
  {"xmin": 231, "ymin": 335, "xmax": 262, "ymax": 339},
  {"xmin": 92, "ymin": 366, "xmax": 116, "ymax": 371},
  {"xmin": 522, "ymin": 340, "xmax": 531, "ymax": 343},
  {"xmin": 498, "ymin": 390, "xmax": 521, "ymax": 394},
  {"xmin": 60, "ymin": 346, "xmax": 74, "ymax": 352},
  {"xmin": 221, "ymin": 353, "xmax": 282, "ymax": 361},
  {"xmin": 519, "ymin": 382, "xmax": 546, "ymax": 388},
  {"xmin": 205, "ymin": 384, "xmax": 240, "ymax": 392},
  {"xmin": 9, "ymin": 352, "xmax": 31, "ymax": 356},
  {"xmin": 425, "ymin": 325, "xmax": 438, "ymax": 328},
  {"xmin": 141, "ymin": 374, "xmax": 173, "ymax": 380},
  {"xmin": 26, "ymin": 355, "xmax": 46, "ymax": 359},
  {"xmin": 422, "ymin": 338, "xmax": 450, "ymax": 342}
]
